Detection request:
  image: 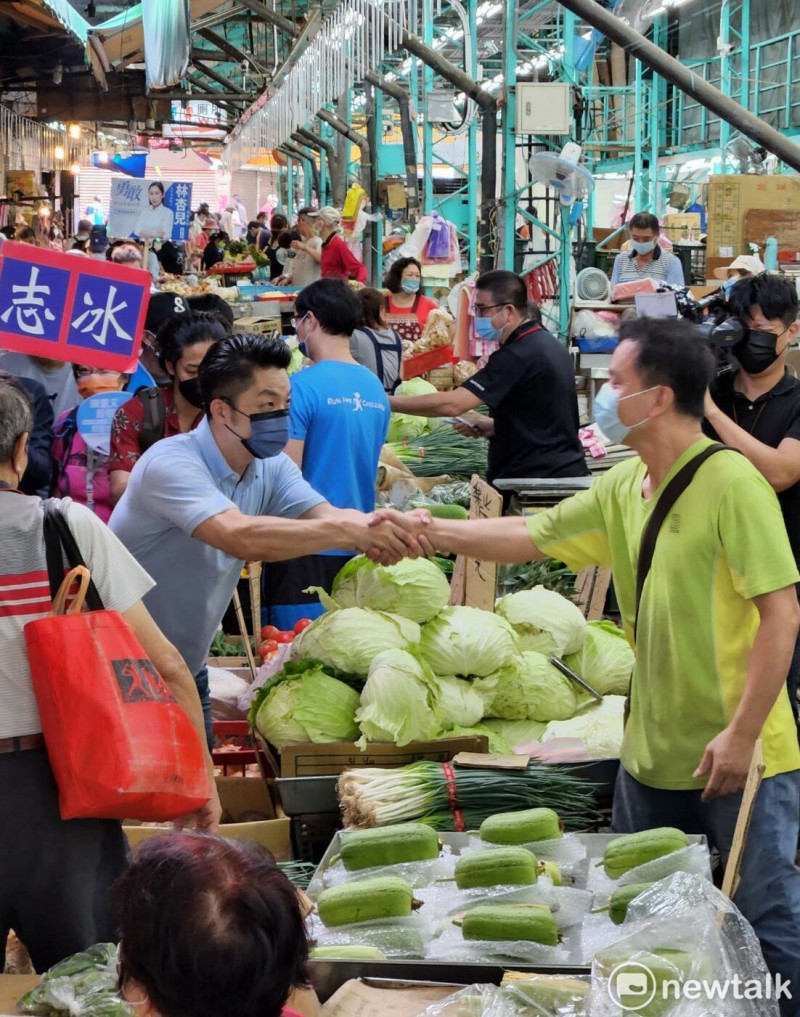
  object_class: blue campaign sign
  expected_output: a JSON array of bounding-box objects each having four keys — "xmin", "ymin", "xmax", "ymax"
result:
[
  {"xmin": 0, "ymin": 258, "xmax": 71, "ymax": 344},
  {"xmin": 126, "ymin": 362, "xmax": 156, "ymax": 392},
  {"xmin": 76, "ymin": 391, "xmax": 131, "ymax": 454},
  {"xmin": 0, "ymin": 242, "xmax": 151, "ymax": 372},
  {"xmin": 67, "ymin": 275, "xmax": 144, "ymax": 358}
]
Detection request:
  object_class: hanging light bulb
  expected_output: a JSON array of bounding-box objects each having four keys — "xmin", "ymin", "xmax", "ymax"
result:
[
  {"xmin": 54, "ymin": 145, "xmax": 64, "ymax": 160},
  {"xmin": 70, "ymin": 162, "xmax": 80, "ymax": 175},
  {"xmin": 68, "ymin": 124, "xmax": 81, "ymax": 139}
]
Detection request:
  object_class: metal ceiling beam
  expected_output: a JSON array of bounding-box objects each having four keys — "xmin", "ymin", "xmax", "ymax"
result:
[
  {"xmin": 153, "ymin": 90, "xmax": 249, "ymax": 102},
  {"xmin": 197, "ymin": 27, "xmax": 269, "ymax": 75},
  {"xmin": 234, "ymin": 0, "xmax": 298, "ymax": 37},
  {"xmin": 316, "ymin": 108, "xmax": 367, "ymax": 152},
  {"xmin": 193, "ymin": 60, "xmax": 247, "ymax": 94},
  {"xmin": 190, "ymin": 48, "xmax": 229, "ymax": 63},
  {"xmin": 270, "ymin": 5, "xmax": 322, "ymax": 88},
  {"xmin": 556, "ymin": 0, "xmax": 800, "ymax": 174},
  {"xmin": 365, "ymin": 70, "xmax": 420, "ymax": 217}
]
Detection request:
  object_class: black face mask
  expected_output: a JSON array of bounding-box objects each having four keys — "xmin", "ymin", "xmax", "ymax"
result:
[
  {"xmin": 177, "ymin": 376, "xmax": 204, "ymax": 407},
  {"xmin": 736, "ymin": 328, "xmax": 786, "ymax": 376}
]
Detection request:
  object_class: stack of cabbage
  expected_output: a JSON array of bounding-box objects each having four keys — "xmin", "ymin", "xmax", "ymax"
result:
[{"xmin": 249, "ymin": 556, "xmax": 634, "ymax": 754}]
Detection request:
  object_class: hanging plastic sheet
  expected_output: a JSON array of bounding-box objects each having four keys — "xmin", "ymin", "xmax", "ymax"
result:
[{"xmin": 142, "ymin": 0, "xmax": 191, "ymax": 91}]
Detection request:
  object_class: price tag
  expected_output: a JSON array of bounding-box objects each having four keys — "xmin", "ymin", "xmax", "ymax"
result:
[{"xmin": 452, "ymin": 752, "xmax": 531, "ymax": 770}]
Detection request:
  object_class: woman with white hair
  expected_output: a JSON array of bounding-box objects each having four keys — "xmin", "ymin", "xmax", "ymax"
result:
[{"xmin": 315, "ymin": 206, "xmax": 367, "ymax": 284}]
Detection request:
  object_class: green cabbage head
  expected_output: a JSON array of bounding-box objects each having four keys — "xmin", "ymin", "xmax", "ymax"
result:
[
  {"xmin": 291, "ymin": 607, "xmax": 420, "ymax": 675},
  {"xmin": 253, "ymin": 666, "xmax": 360, "ymax": 748},
  {"xmin": 564, "ymin": 620, "xmax": 634, "ymax": 696},
  {"xmin": 476, "ymin": 651, "xmax": 578, "ymax": 722},
  {"xmin": 329, "ymin": 555, "xmax": 450, "ymax": 623},
  {"xmin": 495, "ymin": 587, "xmax": 587, "ymax": 656},
  {"xmin": 356, "ymin": 649, "xmax": 441, "ymax": 747},
  {"xmin": 419, "ymin": 606, "xmax": 518, "ymax": 677}
]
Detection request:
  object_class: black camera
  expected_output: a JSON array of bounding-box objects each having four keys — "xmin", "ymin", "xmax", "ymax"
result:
[{"xmin": 668, "ymin": 286, "xmax": 746, "ymax": 376}]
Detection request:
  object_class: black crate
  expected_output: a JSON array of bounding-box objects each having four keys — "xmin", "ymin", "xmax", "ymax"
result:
[{"xmin": 291, "ymin": 813, "xmax": 343, "ymax": 865}]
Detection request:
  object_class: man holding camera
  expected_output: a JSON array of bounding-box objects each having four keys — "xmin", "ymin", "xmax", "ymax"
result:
[{"xmin": 704, "ymin": 274, "xmax": 800, "ymax": 719}]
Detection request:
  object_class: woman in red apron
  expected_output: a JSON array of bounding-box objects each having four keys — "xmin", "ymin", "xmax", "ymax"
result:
[{"xmin": 383, "ymin": 256, "xmax": 439, "ymax": 344}]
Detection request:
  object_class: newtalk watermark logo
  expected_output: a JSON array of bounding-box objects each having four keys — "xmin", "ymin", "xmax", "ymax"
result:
[{"xmin": 607, "ymin": 960, "xmax": 791, "ymax": 1011}]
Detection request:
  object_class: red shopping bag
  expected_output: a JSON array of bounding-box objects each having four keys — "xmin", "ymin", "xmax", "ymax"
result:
[{"xmin": 25, "ymin": 566, "xmax": 211, "ymax": 821}]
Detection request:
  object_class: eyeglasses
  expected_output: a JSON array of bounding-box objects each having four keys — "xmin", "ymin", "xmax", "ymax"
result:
[
  {"xmin": 473, "ymin": 302, "xmax": 508, "ymax": 318},
  {"xmin": 75, "ymin": 366, "xmax": 119, "ymax": 378},
  {"xmin": 291, "ymin": 313, "xmax": 308, "ymax": 329}
]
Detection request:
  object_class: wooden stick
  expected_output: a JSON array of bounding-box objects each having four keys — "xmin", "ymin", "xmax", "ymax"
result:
[
  {"xmin": 721, "ymin": 739, "xmax": 765, "ymax": 900},
  {"xmin": 248, "ymin": 561, "xmax": 262, "ymax": 642},
  {"xmin": 232, "ymin": 588, "xmax": 259, "ymax": 681}
]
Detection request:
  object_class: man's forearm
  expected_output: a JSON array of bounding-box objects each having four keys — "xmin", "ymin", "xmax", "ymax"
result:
[
  {"xmin": 729, "ymin": 592, "xmax": 799, "ymax": 739},
  {"xmin": 706, "ymin": 406, "xmax": 796, "ymax": 491},
  {"xmin": 197, "ymin": 513, "xmax": 357, "ymax": 562},
  {"xmin": 390, "ymin": 392, "xmax": 464, "ymax": 417},
  {"xmin": 427, "ymin": 516, "xmax": 546, "ymax": 564}
]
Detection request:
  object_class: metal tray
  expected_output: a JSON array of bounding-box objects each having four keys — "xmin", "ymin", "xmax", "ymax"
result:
[
  {"xmin": 276, "ymin": 775, "xmax": 340, "ymax": 816},
  {"xmin": 307, "ymin": 830, "xmax": 710, "ymax": 994}
]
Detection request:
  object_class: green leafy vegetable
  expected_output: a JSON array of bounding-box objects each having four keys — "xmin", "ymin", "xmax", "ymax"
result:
[
  {"xmin": 326, "ymin": 554, "xmax": 450, "ymax": 623},
  {"xmin": 387, "ymin": 412, "xmax": 428, "ymax": 443},
  {"xmin": 483, "ymin": 717, "xmax": 548, "ymax": 747},
  {"xmin": 290, "ymin": 607, "xmax": 420, "ymax": 675},
  {"xmin": 496, "ymin": 586, "xmax": 587, "ymax": 656},
  {"xmin": 17, "ymin": 943, "xmax": 130, "ymax": 1017},
  {"xmin": 394, "ymin": 378, "xmax": 438, "ymax": 397},
  {"xmin": 252, "ymin": 664, "xmax": 360, "ymax": 748},
  {"xmin": 475, "ymin": 652, "xmax": 578, "ymax": 722},
  {"xmin": 541, "ymin": 695, "xmax": 626, "ymax": 758},
  {"xmin": 419, "ymin": 606, "xmax": 518, "ymax": 677},
  {"xmin": 435, "ymin": 675, "xmax": 485, "ymax": 729},
  {"xmin": 564, "ymin": 619, "xmax": 634, "ymax": 696},
  {"xmin": 355, "ymin": 649, "xmax": 441, "ymax": 747}
]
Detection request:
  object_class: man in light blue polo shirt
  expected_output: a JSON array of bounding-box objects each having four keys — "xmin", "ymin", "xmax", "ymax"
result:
[
  {"xmin": 110, "ymin": 333, "xmax": 421, "ymax": 743},
  {"xmin": 610, "ymin": 212, "xmax": 685, "ymax": 288}
]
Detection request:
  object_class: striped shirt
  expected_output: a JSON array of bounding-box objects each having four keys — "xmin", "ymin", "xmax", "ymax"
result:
[
  {"xmin": 0, "ymin": 492, "xmax": 154, "ymax": 738},
  {"xmin": 610, "ymin": 245, "xmax": 685, "ymax": 287}
]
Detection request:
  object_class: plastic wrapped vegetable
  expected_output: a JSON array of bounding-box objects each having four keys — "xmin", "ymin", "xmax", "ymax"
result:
[{"xmin": 17, "ymin": 943, "xmax": 130, "ymax": 1017}]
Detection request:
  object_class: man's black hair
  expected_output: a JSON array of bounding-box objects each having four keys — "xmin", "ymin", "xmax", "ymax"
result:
[
  {"xmin": 629, "ymin": 212, "xmax": 660, "ymax": 233},
  {"xmin": 199, "ymin": 333, "xmax": 291, "ymax": 416},
  {"xmin": 474, "ymin": 269, "xmax": 529, "ymax": 312},
  {"xmin": 727, "ymin": 272, "xmax": 799, "ymax": 329},
  {"xmin": 294, "ymin": 278, "xmax": 360, "ymax": 336},
  {"xmin": 618, "ymin": 317, "xmax": 714, "ymax": 420}
]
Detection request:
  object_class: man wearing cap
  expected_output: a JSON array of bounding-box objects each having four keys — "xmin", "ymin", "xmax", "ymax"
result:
[
  {"xmin": 277, "ymin": 208, "xmax": 322, "ymax": 288},
  {"xmin": 70, "ymin": 218, "xmax": 93, "ymax": 253}
]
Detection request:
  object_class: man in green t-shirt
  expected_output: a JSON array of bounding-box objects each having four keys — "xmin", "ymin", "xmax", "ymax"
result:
[{"xmin": 404, "ymin": 317, "xmax": 800, "ymax": 1013}]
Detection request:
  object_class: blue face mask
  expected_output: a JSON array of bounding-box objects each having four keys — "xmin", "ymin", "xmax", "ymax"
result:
[
  {"xmin": 593, "ymin": 384, "xmax": 657, "ymax": 446},
  {"xmin": 631, "ymin": 239, "xmax": 656, "ymax": 255},
  {"xmin": 225, "ymin": 404, "xmax": 290, "ymax": 458},
  {"xmin": 722, "ymin": 276, "xmax": 741, "ymax": 295},
  {"xmin": 474, "ymin": 316, "xmax": 502, "ymax": 342},
  {"xmin": 401, "ymin": 277, "xmax": 421, "ymax": 294}
]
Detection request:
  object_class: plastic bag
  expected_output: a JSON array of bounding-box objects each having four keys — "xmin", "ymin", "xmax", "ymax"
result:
[
  {"xmin": 588, "ymin": 872, "xmax": 779, "ymax": 1016},
  {"xmin": 310, "ymin": 914, "xmax": 430, "ymax": 958},
  {"xmin": 425, "ymin": 924, "xmax": 572, "ymax": 965},
  {"xmin": 570, "ymin": 310, "xmax": 616, "ymax": 339},
  {"xmin": 17, "ymin": 944, "xmax": 131, "ymax": 1017}
]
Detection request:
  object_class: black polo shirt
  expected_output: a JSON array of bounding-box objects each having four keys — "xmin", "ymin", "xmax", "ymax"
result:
[
  {"xmin": 462, "ymin": 320, "xmax": 588, "ymax": 485},
  {"xmin": 704, "ymin": 369, "xmax": 800, "ymax": 565}
]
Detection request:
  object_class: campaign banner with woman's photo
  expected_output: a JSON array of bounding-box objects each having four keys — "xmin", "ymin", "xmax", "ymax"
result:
[{"xmin": 108, "ymin": 179, "xmax": 193, "ymax": 242}]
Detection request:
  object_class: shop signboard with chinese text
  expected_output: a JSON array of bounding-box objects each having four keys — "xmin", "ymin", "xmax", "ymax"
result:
[{"xmin": 0, "ymin": 241, "xmax": 150, "ymax": 372}]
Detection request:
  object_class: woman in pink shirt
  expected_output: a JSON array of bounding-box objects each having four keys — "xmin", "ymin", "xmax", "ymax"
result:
[
  {"xmin": 51, "ymin": 363, "xmax": 129, "ymax": 522},
  {"xmin": 113, "ymin": 833, "xmax": 315, "ymax": 1017}
]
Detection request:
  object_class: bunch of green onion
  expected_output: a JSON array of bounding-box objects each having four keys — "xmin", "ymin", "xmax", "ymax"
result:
[
  {"xmin": 386, "ymin": 430, "xmax": 488, "ymax": 479},
  {"xmin": 337, "ymin": 760, "xmax": 599, "ymax": 831}
]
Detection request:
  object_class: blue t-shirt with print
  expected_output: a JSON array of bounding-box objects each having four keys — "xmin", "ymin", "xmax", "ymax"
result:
[{"xmin": 289, "ymin": 361, "xmax": 390, "ymax": 549}]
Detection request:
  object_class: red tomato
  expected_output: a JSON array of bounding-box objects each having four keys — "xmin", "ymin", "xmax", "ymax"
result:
[
  {"xmin": 293, "ymin": 618, "xmax": 313, "ymax": 635},
  {"xmin": 260, "ymin": 625, "xmax": 280, "ymax": 641},
  {"xmin": 276, "ymin": 631, "xmax": 295, "ymax": 644},
  {"xmin": 258, "ymin": 639, "xmax": 278, "ymax": 658}
]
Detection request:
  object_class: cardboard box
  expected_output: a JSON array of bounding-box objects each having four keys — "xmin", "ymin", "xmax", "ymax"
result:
[
  {"xmin": 663, "ymin": 212, "xmax": 701, "ymax": 243},
  {"xmin": 706, "ymin": 175, "xmax": 800, "ymax": 258},
  {"xmin": 320, "ymin": 978, "xmax": 459, "ymax": 1017},
  {"xmin": 263, "ymin": 735, "xmax": 490, "ymax": 778},
  {"xmin": 124, "ymin": 775, "xmax": 291, "ymax": 859}
]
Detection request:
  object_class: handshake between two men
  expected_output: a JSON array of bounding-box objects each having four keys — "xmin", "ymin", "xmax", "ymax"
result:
[{"xmin": 346, "ymin": 507, "xmax": 539, "ymax": 568}]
